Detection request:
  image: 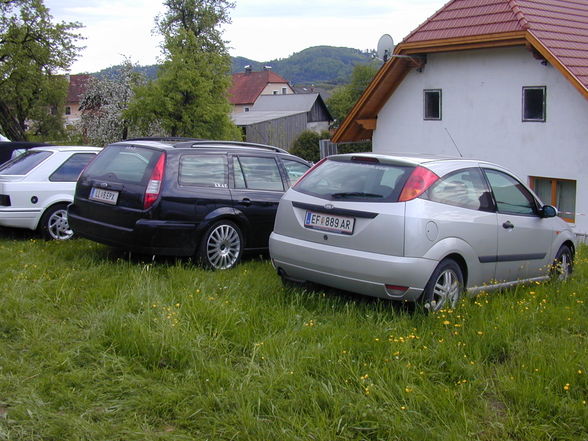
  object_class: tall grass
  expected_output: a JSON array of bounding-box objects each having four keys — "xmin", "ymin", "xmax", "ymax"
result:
[{"xmin": 0, "ymin": 231, "xmax": 586, "ymax": 440}]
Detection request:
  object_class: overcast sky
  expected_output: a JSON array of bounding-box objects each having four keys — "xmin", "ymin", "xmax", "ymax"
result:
[{"xmin": 43, "ymin": 0, "xmax": 448, "ymax": 74}]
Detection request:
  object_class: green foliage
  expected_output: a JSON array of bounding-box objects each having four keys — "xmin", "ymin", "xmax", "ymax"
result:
[
  {"xmin": 327, "ymin": 63, "xmax": 380, "ymax": 126},
  {"xmin": 0, "ymin": 233, "xmax": 586, "ymax": 440},
  {"xmin": 126, "ymin": 0, "xmax": 240, "ymax": 140},
  {"xmin": 0, "ymin": 0, "xmax": 83, "ymax": 140},
  {"xmin": 290, "ymin": 130, "xmax": 330, "ymax": 162}
]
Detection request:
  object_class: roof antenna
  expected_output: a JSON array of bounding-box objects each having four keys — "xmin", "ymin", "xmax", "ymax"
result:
[{"xmin": 445, "ymin": 128, "xmax": 463, "ymax": 157}]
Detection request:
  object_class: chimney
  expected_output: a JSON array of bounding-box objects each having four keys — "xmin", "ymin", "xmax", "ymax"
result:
[{"xmin": 244, "ymin": 65, "xmax": 252, "ymax": 74}]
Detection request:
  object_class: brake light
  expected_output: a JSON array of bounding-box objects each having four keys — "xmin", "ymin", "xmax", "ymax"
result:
[
  {"xmin": 144, "ymin": 153, "xmax": 166, "ymax": 209},
  {"xmin": 398, "ymin": 166, "xmax": 439, "ymax": 202},
  {"xmin": 293, "ymin": 157, "xmax": 327, "ymax": 188}
]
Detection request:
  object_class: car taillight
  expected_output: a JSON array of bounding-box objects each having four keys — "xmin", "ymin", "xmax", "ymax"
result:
[
  {"xmin": 292, "ymin": 157, "xmax": 327, "ymax": 188},
  {"xmin": 398, "ymin": 166, "xmax": 439, "ymax": 202},
  {"xmin": 144, "ymin": 153, "xmax": 166, "ymax": 209}
]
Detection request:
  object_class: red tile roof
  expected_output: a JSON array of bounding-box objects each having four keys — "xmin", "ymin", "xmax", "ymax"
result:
[
  {"xmin": 333, "ymin": 0, "xmax": 588, "ymax": 142},
  {"xmin": 67, "ymin": 74, "xmax": 92, "ymax": 103},
  {"xmin": 228, "ymin": 70, "xmax": 289, "ymax": 105},
  {"xmin": 403, "ymin": 0, "xmax": 588, "ymax": 90}
]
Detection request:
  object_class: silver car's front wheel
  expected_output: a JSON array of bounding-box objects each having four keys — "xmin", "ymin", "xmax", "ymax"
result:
[
  {"xmin": 40, "ymin": 204, "xmax": 74, "ymax": 240},
  {"xmin": 198, "ymin": 221, "xmax": 243, "ymax": 270},
  {"xmin": 421, "ymin": 259, "xmax": 463, "ymax": 313},
  {"xmin": 551, "ymin": 245, "xmax": 573, "ymax": 281}
]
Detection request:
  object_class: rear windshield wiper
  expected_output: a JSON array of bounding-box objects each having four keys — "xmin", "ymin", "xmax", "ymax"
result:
[{"xmin": 331, "ymin": 192, "xmax": 383, "ymax": 199}]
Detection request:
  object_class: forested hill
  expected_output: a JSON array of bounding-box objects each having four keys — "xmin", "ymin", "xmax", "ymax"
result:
[
  {"xmin": 232, "ymin": 46, "xmax": 377, "ymax": 85},
  {"xmin": 95, "ymin": 46, "xmax": 377, "ymax": 87}
]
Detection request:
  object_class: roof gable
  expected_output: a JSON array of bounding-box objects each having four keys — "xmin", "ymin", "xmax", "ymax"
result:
[
  {"xmin": 67, "ymin": 74, "xmax": 92, "ymax": 103},
  {"xmin": 333, "ymin": 0, "xmax": 588, "ymax": 143},
  {"xmin": 228, "ymin": 70, "xmax": 289, "ymax": 105}
]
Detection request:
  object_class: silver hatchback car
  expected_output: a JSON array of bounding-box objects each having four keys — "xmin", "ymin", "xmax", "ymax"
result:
[{"xmin": 269, "ymin": 153, "xmax": 576, "ymax": 311}]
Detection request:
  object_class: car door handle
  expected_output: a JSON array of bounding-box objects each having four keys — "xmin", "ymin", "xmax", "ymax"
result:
[
  {"xmin": 240, "ymin": 198, "xmax": 251, "ymax": 206},
  {"xmin": 502, "ymin": 221, "xmax": 514, "ymax": 230}
]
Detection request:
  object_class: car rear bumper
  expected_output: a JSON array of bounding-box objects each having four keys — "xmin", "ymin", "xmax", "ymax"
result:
[
  {"xmin": 269, "ymin": 232, "xmax": 438, "ymax": 301},
  {"xmin": 68, "ymin": 210, "xmax": 201, "ymax": 256}
]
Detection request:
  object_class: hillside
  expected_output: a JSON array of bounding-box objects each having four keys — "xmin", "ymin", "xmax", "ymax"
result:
[{"xmin": 95, "ymin": 46, "xmax": 378, "ymax": 89}]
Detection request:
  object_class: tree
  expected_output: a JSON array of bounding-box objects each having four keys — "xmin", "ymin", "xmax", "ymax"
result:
[
  {"xmin": 126, "ymin": 0, "xmax": 240, "ymax": 140},
  {"xmin": 79, "ymin": 60, "xmax": 151, "ymax": 146},
  {"xmin": 0, "ymin": 0, "xmax": 83, "ymax": 140},
  {"xmin": 327, "ymin": 63, "xmax": 380, "ymax": 127}
]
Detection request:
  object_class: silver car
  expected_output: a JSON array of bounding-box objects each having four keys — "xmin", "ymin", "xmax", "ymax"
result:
[{"xmin": 269, "ymin": 153, "xmax": 576, "ymax": 311}]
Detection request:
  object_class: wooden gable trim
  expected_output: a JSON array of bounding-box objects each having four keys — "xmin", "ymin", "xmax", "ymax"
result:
[
  {"xmin": 525, "ymin": 32, "xmax": 588, "ymax": 100},
  {"xmin": 400, "ymin": 32, "xmax": 527, "ymax": 54}
]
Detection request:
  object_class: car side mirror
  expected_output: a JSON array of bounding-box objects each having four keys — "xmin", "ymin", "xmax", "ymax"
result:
[{"xmin": 540, "ymin": 205, "xmax": 557, "ymax": 218}]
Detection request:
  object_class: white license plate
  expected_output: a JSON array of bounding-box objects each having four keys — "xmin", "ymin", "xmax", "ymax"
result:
[
  {"xmin": 304, "ymin": 211, "xmax": 355, "ymax": 235},
  {"xmin": 89, "ymin": 187, "xmax": 119, "ymax": 205}
]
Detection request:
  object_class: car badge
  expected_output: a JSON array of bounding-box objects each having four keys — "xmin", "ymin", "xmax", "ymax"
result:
[
  {"xmin": 99, "ymin": 182, "xmax": 108, "ymax": 188},
  {"xmin": 324, "ymin": 203, "xmax": 334, "ymax": 210}
]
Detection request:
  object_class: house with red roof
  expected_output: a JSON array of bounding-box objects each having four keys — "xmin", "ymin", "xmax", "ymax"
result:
[
  {"xmin": 64, "ymin": 74, "xmax": 92, "ymax": 125},
  {"xmin": 333, "ymin": 0, "xmax": 588, "ymax": 235},
  {"xmin": 229, "ymin": 67, "xmax": 294, "ymax": 113}
]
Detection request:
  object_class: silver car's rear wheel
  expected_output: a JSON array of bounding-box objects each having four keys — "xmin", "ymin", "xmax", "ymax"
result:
[
  {"xmin": 40, "ymin": 204, "xmax": 74, "ymax": 240},
  {"xmin": 421, "ymin": 259, "xmax": 463, "ymax": 312},
  {"xmin": 198, "ymin": 221, "xmax": 243, "ymax": 270}
]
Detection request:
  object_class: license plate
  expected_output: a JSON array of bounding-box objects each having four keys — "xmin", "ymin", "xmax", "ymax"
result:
[
  {"xmin": 304, "ymin": 211, "xmax": 355, "ymax": 235},
  {"xmin": 89, "ymin": 187, "xmax": 119, "ymax": 205}
]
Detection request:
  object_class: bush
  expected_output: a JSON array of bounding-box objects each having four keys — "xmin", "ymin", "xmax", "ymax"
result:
[{"xmin": 290, "ymin": 130, "xmax": 330, "ymax": 162}]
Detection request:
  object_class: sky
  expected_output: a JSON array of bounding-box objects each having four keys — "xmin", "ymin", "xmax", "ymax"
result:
[{"xmin": 43, "ymin": 0, "xmax": 448, "ymax": 74}]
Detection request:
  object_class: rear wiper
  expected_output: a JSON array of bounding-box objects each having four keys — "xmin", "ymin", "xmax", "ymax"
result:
[{"xmin": 331, "ymin": 192, "xmax": 383, "ymax": 199}]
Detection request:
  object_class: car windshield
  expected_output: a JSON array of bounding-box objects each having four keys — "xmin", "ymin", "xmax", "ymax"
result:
[
  {"xmin": 0, "ymin": 150, "xmax": 52, "ymax": 175},
  {"xmin": 294, "ymin": 158, "xmax": 413, "ymax": 202}
]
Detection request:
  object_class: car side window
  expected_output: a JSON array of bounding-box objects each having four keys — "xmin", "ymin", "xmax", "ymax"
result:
[
  {"xmin": 233, "ymin": 156, "xmax": 284, "ymax": 191},
  {"xmin": 483, "ymin": 168, "xmax": 537, "ymax": 215},
  {"xmin": 425, "ymin": 167, "xmax": 493, "ymax": 211},
  {"xmin": 282, "ymin": 159, "xmax": 309, "ymax": 186},
  {"xmin": 49, "ymin": 153, "xmax": 96, "ymax": 182},
  {"xmin": 179, "ymin": 154, "xmax": 227, "ymax": 187}
]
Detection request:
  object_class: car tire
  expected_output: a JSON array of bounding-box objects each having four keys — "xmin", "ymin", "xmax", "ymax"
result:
[
  {"xmin": 420, "ymin": 259, "xmax": 463, "ymax": 313},
  {"xmin": 197, "ymin": 220, "xmax": 243, "ymax": 270},
  {"xmin": 39, "ymin": 203, "xmax": 74, "ymax": 240},
  {"xmin": 551, "ymin": 244, "xmax": 573, "ymax": 281}
]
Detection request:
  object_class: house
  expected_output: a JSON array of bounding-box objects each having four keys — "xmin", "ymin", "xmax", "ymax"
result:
[
  {"xmin": 231, "ymin": 93, "xmax": 333, "ymax": 150},
  {"xmin": 229, "ymin": 67, "xmax": 295, "ymax": 113},
  {"xmin": 64, "ymin": 74, "xmax": 91, "ymax": 125},
  {"xmin": 333, "ymin": 0, "xmax": 588, "ymax": 235}
]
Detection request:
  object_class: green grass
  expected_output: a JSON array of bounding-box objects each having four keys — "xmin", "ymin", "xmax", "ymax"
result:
[{"xmin": 0, "ymin": 230, "xmax": 586, "ymax": 440}]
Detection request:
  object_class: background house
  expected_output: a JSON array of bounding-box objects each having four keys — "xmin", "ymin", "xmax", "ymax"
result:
[
  {"xmin": 232, "ymin": 92, "xmax": 333, "ymax": 150},
  {"xmin": 333, "ymin": 0, "xmax": 588, "ymax": 236},
  {"xmin": 64, "ymin": 74, "xmax": 91, "ymax": 125},
  {"xmin": 229, "ymin": 67, "xmax": 294, "ymax": 113}
]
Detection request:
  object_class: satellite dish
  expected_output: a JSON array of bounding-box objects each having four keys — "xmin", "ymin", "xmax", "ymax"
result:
[{"xmin": 377, "ymin": 34, "xmax": 394, "ymax": 62}]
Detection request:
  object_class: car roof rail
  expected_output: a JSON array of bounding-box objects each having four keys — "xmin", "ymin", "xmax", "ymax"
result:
[
  {"xmin": 124, "ymin": 137, "xmax": 204, "ymax": 144},
  {"xmin": 182, "ymin": 140, "xmax": 289, "ymax": 154}
]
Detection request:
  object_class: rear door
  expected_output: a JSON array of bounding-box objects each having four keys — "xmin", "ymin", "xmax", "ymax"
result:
[
  {"xmin": 230, "ymin": 154, "xmax": 286, "ymax": 248},
  {"xmin": 74, "ymin": 145, "xmax": 163, "ymax": 228}
]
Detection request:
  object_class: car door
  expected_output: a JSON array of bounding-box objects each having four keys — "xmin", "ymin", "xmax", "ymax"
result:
[
  {"xmin": 230, "ymin": 154, "xmax": 286, "ymax": 249},
  {"xmin": 483, "ymin": 168, "xmax": 555, "ymax": 282}
]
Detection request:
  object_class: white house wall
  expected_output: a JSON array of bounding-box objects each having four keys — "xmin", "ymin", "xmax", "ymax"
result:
[{"xmin": 372, "ymin": 46, "xmax": 588, "ymax": 234}]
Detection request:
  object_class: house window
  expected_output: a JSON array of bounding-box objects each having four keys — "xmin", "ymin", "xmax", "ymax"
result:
[
  {"xmin": 65, "ymin": 106, "xmax": 71, "ymax": 115},
  {"xmin": 522, "ymin": 86, "xmax": 546, "ymax": 121},
  {"xmin": 424, "ymin": 89, "xmax": 441, "ymax": 120},
  {"xmin": 530, "ymin": 176, "xmax": 576, "ymax": 222},
  {"xmin": 282, "ymin": 87, "xmax": 287, "ymax": 94},
  {"xmin": 273, "ymin": 90, "xmax": 278, "ymax": 95},
  {"xmin": 244, "ymin": 107, "xmax": 250, "ymax": 112}
]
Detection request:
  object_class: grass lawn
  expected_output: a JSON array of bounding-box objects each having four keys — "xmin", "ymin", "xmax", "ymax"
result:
[{"xmin": 0, "ymin": 229, "xmax": 586, "ymax": 440}]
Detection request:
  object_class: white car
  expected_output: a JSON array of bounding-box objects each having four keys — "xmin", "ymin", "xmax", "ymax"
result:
[
  {"xmin": 0, "ymin": 146, "xmax": 101, "ymax": 239},
  {"xmin": 0, "ymin": 134, "xmax": 10, "ymax": 142}
]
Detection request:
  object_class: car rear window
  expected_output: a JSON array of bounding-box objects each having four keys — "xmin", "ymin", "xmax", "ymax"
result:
[
  {"xmin": 0, "ymin": 150, "xmax": 52, "ymax": 175},
  {"xmin": 294, "ymin": 158, "xmax": 413, "ymax": 202},
  {"xmin": 83, "ymin": 145, "xmax": 161, "ymax": 185}
]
